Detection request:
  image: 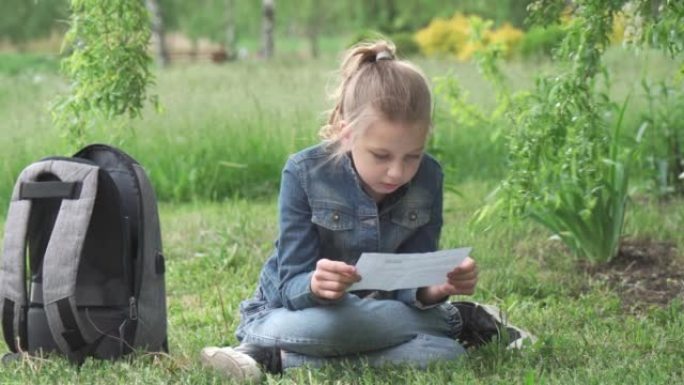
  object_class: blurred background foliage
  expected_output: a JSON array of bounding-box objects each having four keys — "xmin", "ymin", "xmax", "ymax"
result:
[
  {"xmin": 0, "ymin": 0, "xmax": 641, "ymax": 64},
  {"xmin": 0, "ymin": 0, "xmax": 541, "ymax": 59},
  {"xmin": 0, "ymin": 0, "xmax": 682, "ymax": 215}
]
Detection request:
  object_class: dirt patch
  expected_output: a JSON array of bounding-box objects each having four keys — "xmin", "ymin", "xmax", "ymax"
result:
[{"xmin": 581, "ymin": 238, "xmax": 684, "ymax": 313}]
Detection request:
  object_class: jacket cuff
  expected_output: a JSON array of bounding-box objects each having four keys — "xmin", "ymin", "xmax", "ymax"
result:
[
  {"xmin": 282, "ymin": 271, "xmax": 341, "ymax": 309},
  {"xmin": 395, "ymin": 288, "xmax": 446, "ymax": 309}
]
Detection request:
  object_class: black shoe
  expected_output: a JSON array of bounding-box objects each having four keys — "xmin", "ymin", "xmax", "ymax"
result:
[
  {"xmin": 200, "ymin": 343, "xmax": 282, "ymax": 383},
  {"xmin": 453, "ymin": 301, "xmax": 536, "ymax": 350}
]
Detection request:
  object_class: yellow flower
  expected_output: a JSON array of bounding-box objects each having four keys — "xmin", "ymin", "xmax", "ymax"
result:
[
  {"xmin": 415, "ymin": 13, "xmax": 524, "ymax": 61},
  {"xmin": 611, "ymin": 11, "xmax": 626, "ymax": 43}
]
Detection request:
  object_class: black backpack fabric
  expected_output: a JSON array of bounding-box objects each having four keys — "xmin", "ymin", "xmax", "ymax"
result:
[{"xmin": 0, "ymin": 144, "xmax": 167, "ymax": 363}]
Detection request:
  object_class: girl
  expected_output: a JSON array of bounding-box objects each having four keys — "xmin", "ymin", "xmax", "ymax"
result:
[{"xmin": 201, "ymin": 40, "xmax": 533, "ymax": 383}]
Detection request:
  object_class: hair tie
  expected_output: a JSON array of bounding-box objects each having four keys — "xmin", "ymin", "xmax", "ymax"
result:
[{"xmin": 376, "ymin": 50, "xmax": 393, "ymax": 61}]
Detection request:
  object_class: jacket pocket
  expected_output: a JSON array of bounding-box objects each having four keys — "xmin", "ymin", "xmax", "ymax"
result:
[
  {"xmin": 239, "ymin": 298, "xmax": 267, "ymax": 318},
  {"xmin": 390, "ymin": 206, "xmax": 431, "ymax": 229},
  {"xmin": 310, "ymin": 201, "xmax": 354, "ymax": 231}
]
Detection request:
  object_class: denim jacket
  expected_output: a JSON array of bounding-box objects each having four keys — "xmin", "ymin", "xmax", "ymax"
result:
[{"xmin": 245, "ymin": 142, "xmax": 444, "ymax": 314}]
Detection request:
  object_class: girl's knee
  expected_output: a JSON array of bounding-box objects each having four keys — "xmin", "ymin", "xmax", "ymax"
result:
[{"xmin": 242, "ymin": 298, "xmax": 420, "ymax": 355}]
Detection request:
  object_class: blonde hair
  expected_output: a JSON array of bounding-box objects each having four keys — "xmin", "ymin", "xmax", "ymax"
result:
[{"xmin": 319, "ymin": 40, "xmax": 432, "ymax": 158}]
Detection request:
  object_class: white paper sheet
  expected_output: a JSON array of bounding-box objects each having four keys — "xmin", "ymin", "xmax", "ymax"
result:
[{"xmin": 348, "ymin": 247, "xmax": 472, "ymax": 291}]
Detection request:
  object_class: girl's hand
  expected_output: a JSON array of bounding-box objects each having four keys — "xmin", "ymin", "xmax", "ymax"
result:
[
  {"xmin": 310, "ymin": 259, "xmax": 361, "ymax": 300},
  {"xmin": 417, "ymin": 257, "xmax": 478, "ymax": 305}
]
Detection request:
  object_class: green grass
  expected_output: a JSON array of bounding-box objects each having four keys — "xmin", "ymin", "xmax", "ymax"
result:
[
  {"xmin": 0, "ymin": 52, "xmax": 511, "ymax": 209},
  {"xmin": 0, "ymin": 47, "xmax": 677, "ymax": 211},
  {"xmin": 1, "ymin": 185, "xmax": 682, "ymax": 384},
  {"xmin": 0, "ymin": 52, "xmax": 59, "ymax": 76}
]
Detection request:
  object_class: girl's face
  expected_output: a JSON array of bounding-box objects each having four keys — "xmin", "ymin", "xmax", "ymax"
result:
[{"xmin": 344, "ymin": 118, "xmax": 428, "ymax": 202}]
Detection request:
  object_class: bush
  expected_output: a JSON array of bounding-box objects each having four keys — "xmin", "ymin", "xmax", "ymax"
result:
[
  {"xmin": 487, "ymin": 22, "xmax": 524, "ymax": 58},
  {"xmin": 518, "ymin": 25, "xmax": 566, "ymax": 59},
  {"xmin": 414, "ymin": 13, "xmax": 524, "ymax": 61},
  {"xmin": 518, "ymin": 10, "xmax": 629, "ymax": 58},
  {"xmin": 346, "ymin": 30, "xmax": 419, "ymax": 58},
  {"xmin": 638, "ymin": 80, "xmax": 684, "ymax": 196},
  {"xmin": 390, "ymin": 32, "xmax": 420, "ymax": 57},
  {"xmin": 347, "ymin": 29, "xmax": 389, "ymax": 47},
  {"xmin": 414, "ymin": 14, "xmax": 469, "ymax": 58}
]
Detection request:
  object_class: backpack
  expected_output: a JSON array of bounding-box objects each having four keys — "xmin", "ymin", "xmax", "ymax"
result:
[{"xmin": 0, "ymin": 144, "xmax": 167, "ymax": 363}]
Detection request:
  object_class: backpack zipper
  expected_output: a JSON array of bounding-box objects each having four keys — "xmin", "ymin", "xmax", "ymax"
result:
[{"xmin": 129, "ymin": 297, "xmax": 138, "ymax": 321}]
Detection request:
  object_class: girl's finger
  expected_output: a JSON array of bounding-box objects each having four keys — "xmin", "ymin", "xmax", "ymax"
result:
[
  {"xmin": 315, "ymin": 289, "xmax": 345, "ymax": 300},
  {"xmin": 317, "ymin": 259, "xmax": 357, "ymax": 276},
  {"xmin": 451, "ymin": 257, "xmax": 477, "ymax": 274},
  {"xmin": 314, "ymin": 270, "xmax": 360, "ymax": 284},
  {"xmin": 448, "ymin": 271, "xmax": 478, "ymax": 282},
  {"xmin": 316, "ymin": 280, "xmax": 349, "ymax": 292},
  {"xmin": 450, "ymin": 278, "xmax": 478, "ymax": 291}
]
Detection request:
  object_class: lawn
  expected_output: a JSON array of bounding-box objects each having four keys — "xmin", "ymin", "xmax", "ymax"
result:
[
  {"xmin": 0, "ymin": 48, "xmax": 683, "ymax": 384},
  {"xmin": 1, "ymin": 188, "xmax": 682, "ymax": 384}
]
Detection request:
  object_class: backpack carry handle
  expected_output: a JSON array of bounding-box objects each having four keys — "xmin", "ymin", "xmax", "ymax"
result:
[{"xmin": 19, "ymin": 181, "xmax": 82, "ymax": 200}]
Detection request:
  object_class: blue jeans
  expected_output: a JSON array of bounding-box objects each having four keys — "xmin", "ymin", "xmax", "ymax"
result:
[{"xmin": 236, "ymin": 294, "xmax": 466, "ymax": 369}]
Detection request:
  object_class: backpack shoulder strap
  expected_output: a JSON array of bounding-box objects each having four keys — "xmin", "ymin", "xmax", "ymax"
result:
[
  {"xmin": 1, "ymin": 159, "xmax": 100, "ymax": 359},
  {"xmin": 0, "ymin": 186, "xmax": 31, "ymax": 352},
  {"xmin": 39, "ymin": 160, "xmax": 100, "ymax": 360},
  {"xmin": 1, "ymin": 159, "xmax": 95, "ymax": 353}
]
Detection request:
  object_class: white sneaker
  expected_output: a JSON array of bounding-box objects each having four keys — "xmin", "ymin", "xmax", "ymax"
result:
[{"xmin": 200, "ymin": 346, "xmax": 264, "ymax": 383}]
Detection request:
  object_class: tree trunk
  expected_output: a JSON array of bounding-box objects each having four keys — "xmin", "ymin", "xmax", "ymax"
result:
[
  {"xmin": 306, "ymin": 1, "xmax": 320, "ymax": 58},
  {"xmin": 307, "ymin": 30, "xmax": 319, "ymax": 59},
  {"xmin": 261, "ymin": 0, "xmax": 275, "ymax": 59},
  {"xmin": 366, "ymin": 0, "xmax": 379, "ymax": 29},
  {"xmin": 190, "ymin": 39, "xmax": 198, "ymax": 62},
  {"xmin": 669, "ymin": 131, "xmax": 684, "ymax": 194},
  {"xmin": 224, "ymin": 0, "xmax": 237, "ymax": 60},
  {"xmin": 145, "ymin": 0, "xmax": 170, "ymax": 67},
  {"xmin": 384, "ymin": 0, "xmax": 396, "ymax": 30}
]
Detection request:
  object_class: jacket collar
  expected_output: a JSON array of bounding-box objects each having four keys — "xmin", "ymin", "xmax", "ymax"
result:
[{"xmin": 342, "ymin": 151, "xmax": 409, "ymax": 211}]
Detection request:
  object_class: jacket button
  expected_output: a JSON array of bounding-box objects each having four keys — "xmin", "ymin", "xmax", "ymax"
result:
[
  {"xmin": 332, "ymin": 212, "xmax": 340, "ymax": 222},
  {"xmin": 409, "ymin": 211, "xmax": 417, "ymax": 221}
]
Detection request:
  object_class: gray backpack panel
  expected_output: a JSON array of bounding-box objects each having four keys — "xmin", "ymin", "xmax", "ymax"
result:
[{"xmin": 130, "ymin": 164, "xmax": 167, "ymax": 350}]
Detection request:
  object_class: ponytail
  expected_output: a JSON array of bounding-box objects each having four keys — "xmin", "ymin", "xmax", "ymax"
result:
[{"xmin": 319, "ymin": 40, "xmax": 397, "ymax": 140}]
